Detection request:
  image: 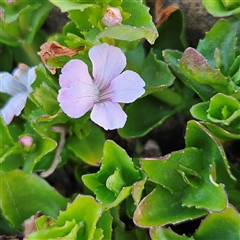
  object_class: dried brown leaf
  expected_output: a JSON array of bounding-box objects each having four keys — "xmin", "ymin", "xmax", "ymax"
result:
[
  {"xmin": 38, "ymin": 41, "xmax": 83, "ymax": 74},
  {"xmin": 155, "ymin": 5, "xmax": 179, "ymax": 27}
]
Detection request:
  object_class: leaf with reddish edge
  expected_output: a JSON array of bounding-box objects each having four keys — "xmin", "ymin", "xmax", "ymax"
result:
[
  {"xmin": 178, "ymin": 48, "xmax": 234, "ymax": 95},
  {"xmin": 133, "ymin": 185, "xmax": 207, "ymax": 227}
]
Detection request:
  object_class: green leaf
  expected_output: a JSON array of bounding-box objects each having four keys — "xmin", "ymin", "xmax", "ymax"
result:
[
  {"xmin": 97, "ymin": 25, "xmax": 157, "ymax": 44},
  {"xmin": 82, "ymin": 140, "xmax": 142, "ymax": 208},
  {"xmin": 202, "ymin": 122, "xmax": 240, "ymax": 140},
  {"xmin": 31, "ymin": 84, "xmax": 59, "ymax": 115},
  {"xmin": 97, "ymin": 1, "xmax": 158, "ymax": 44},
  {"xmin": 207, "ymin": 93, "xmax": 240, "ymax": 125},
  {"xmin": 67, "ymin": 124, "xmax": 105, "ymax": 166},
  {"xmin": 190, "ymin": 102, "xmax": 210, "ymax": 122},
  {"xmin": 0, "ymin": 1, "xmax": 53, "ymax": 46},
  {"xmin": 125, "ymin": 43, "xmax": 145, "ymax": 73},
  {"xmin": 0, "ymin": 43, "xmax": 12, "ymax": 71},
  {"xmin": 22, "ymin": 122, "xmax": 57, "ymax": 173},
  {"xmin": 197, "ymin": 20, "xmax": 236, "ymax": 75},
  {"xmin": 153, "ymin": 9, "xmax": 187, "ymax": 60},
  {"xmin": 194, "ymin": 205, "xmax": 240, "ymax": 240},
  {"xmin": 150, "ymin": 227, "xmax": 194, "ymax": 240},
  {"xmin": 119, "ymin": 95, "xmax": 178, "ymax": 137},
  {"xmin": 96, "ymin": 210, "xmax": 112, "ymax": 240},
  {"xmin": 0, "ymin": 118, "xmax": 18, "ymax": 162},
  {"xmin": 178, "ymin": 48, "xmax": 233, "ymax": 94},
  {"xmin": 142, "ymin": 147, "xmax": 227, "ymax": 212},
  {"xmin": 182, "ymin": 164, "xmax": 227, "ymax": 212},
  {"xmin": 140, "ymin": 50, "xmax": 175, "ymax": 96},
  {"xmin": 57, "ymin": 195, "xmax": 103, "ymax": 240},
  {"xmin": 48, "ymin": 0, "xmax": 95, "ymax": 12},
  {"xmin": 126, "ymin": 46, "xmax": 175, "ymax": 96},
  {"xmin": 203, "ymin": 0, "xmax": 240, "ymax": 17},
  {"xmin": 28, "ymin": 220, "xmax": 80, "ymax": 240},
  {"xmin": 133, "ymin": 185, "xmax": 207, "ymax": 227},
  {"xmin": 185, "ymin": 120, "xmax": 236, "ymax": 189},
  {"xmin": 142, "ymin": 148, "xmax": 202, "ymax": 193},
  {"xmin": 0, "ymin": 170, "xmax": 67, "ymax": 229},
  {"xmin": 115, "ymin": 227, "xmax": 151, "ymax": 240},
  {"xmin": 163, "ymin": 50, "xmax": 215, "ymax": 101}
]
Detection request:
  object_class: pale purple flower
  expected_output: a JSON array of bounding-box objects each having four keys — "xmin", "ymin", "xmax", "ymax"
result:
[
  {"xmin": 57, "ymin": 43, "xmax": 145, "ymax": 130},
  {"xmin": 0, "ymin": 64, "xmax": 36, "ymax": 124},
  {"xmin": 102, "ymin": 7, "xmax": 123, "ymax": 26}
]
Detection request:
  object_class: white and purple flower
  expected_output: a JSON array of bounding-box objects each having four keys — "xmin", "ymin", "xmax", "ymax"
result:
[
  {"xmin": 0, "ymin": 64, "xmax": 36, "ymax": 124},
  {"xmin": 57, "ymin": 43, "xmax": 145, "ymax": 130}
]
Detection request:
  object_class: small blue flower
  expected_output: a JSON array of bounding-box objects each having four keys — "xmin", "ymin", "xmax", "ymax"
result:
[{"xmin": 0, "ymin": 64, "xmax": 36, "ymax": 124}]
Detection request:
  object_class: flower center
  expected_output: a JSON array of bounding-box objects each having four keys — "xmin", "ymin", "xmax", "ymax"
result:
[{"xmin": 93, "ymin": 81, "xmax": 112, "ymax": 104}]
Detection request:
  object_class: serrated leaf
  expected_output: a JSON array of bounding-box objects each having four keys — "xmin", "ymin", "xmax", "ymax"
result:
[
  {"xmin": 141, "ymin": 148, "xmax": 202, "ymax": 193},
  {"xmin": 96, "ymin": 210, "xmax": 112, "ymax": 240},
  {"xmin": 0, "ymin": 170, "xmax": 67, "ymax": 229},
  {"xmin": 133, "ymin": 185, "xmax": 207, "ymax": 227},
  {"xmin": 182, "ymin": 164, "xmax": 227, "ymax": 211},
  {"xmin": 28, "ymin": 220, "xmax": 79, "ymax": 240},
  {"xmin": 194, "ymin": 205, "xmax": 240, "ymax": 240},
  {"xmin": 58, "ymin": 195, "xmax": 103, "ymax": 240},
  {"xmin": 82, "ymin": 140, "xmax": 142, "ymax": 208},
  {"xmin": 185, "ymin": 120, "xmax": 236, "ymax": 189}
]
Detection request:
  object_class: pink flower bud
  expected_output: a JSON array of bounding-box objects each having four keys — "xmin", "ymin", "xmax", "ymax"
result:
[
  {"xmin": 19, "ymin": 135, "xmax": 34, "ymax": 151},
  {"xmin": 102, "ymin": 7, "xmax": 123, "ymax": 27}
]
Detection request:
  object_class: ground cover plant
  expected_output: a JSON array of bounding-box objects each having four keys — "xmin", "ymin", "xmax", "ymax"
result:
[{"xmin": 0, "ymin": 0, "xmax": 240, "ymax": 239}]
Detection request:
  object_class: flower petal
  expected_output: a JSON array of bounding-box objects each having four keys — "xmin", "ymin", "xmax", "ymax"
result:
[
  {"xmin": 106, "ymin": 70, "xmax": 145, "ymax": 103},
  {"xmin": 58, "ymin": 83, "xmax": 94, "ymax": 118},
  {"xmin": 0, "ymin": 72, "xmax": 27, "ymax": 96},
  {"xmin": 59, "ymin": 59, "xmax": 93, "ymax": 88},
  {"xmin": 89, "ymin": 43, "xmax": 126, "ymax": 89},
  {"xmin": 1, "ymin": 93, "xmax": 28, "ymax": 124},
  {"xmin": 90, "ymin": 101, "xmax": 127, "ymax": 130},
  {"xmin": 12, "ymin": 64, "xmax": 37, "ymax": 90}
]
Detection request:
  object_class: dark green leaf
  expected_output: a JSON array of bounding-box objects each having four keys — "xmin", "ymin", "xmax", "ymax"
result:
[
  {"xmin": 153, "ymin": 9, "xmax": 187, "ymax": 60},
  {"xmin": 119, "ymin": 95, "xmax": 178, "ymax": 137},
  {"xmin": 0, "ymin": 170, "xmax": 67, "ymax": 229}
]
